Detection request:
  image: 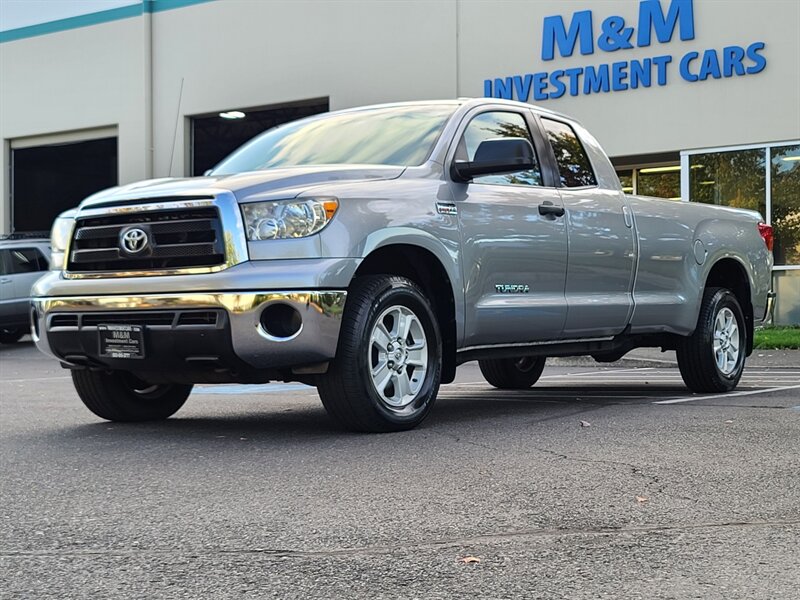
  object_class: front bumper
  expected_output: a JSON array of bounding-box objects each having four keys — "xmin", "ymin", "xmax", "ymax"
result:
[{"xmin": 31, "ymin": 291, "xmax": 346, "ymax": 375}]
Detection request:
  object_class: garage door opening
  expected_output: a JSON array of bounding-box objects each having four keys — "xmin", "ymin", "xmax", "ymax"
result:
[
  {"xmin": 12, "ymin": 137, "xmax": 118, "ymax": 233},
  {"xmin": 191, "ymin": 97, "xmax": 329, "ymax": 176}
]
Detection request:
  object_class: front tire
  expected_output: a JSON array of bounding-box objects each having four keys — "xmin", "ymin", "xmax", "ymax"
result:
[
  {"xmin": 677, "ymin": 287, "xmax": 746, "ymax": 393},
  {"xmin": 318, "ymin": 275, "xmax": 442, "ymax": 432},
  {"xmin": 479, "ymin": 356, "xmax": 546, "ymax": 389},
  {"xmin": 71, "ymin": 370, "xmax": 192, "ymax": 421}
]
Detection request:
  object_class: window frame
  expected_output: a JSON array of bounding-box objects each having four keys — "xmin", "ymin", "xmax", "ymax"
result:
[
  {"xmin": 537, "ymin": 116, "xmax": 599, "ymax": 190},
  {"xmin": 446, "ymin": 106, "xmax": 558, "ymax": 189},
  {"xmin": 681, "ymin": 140, "xmax": 800, "ymax": 271}
]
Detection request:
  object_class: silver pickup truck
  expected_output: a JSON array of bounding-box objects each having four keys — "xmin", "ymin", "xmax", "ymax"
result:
[{"xmin": 32, "ymin": 99, "xmax": 774, "ymax": 432}]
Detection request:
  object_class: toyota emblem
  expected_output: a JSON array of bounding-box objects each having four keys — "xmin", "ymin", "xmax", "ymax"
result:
[{"xmin": 120, "ymin": 228, "xmax": 149, "ymax": 254}]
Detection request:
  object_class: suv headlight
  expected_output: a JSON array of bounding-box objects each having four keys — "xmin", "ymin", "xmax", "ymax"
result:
[
  {"xmin": 241, "ymin": 198, "xmax": 339, "ymax": 241},
  {"xmin": 50, "ymin": 213, "xmax": 76, "ymax": 270}
]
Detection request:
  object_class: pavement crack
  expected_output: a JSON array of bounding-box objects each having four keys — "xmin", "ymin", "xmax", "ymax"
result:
[{"xmin": 2, "ymin": 519, "xmax": 798, "ymax": 560}]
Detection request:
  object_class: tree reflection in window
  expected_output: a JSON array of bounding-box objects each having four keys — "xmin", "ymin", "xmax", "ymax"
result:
[
  {"xmin": 459, "ymin": 112, "xmax": 542, "ymax": 186},
  {"xmin": 771, "ymin": 145, "xmax": 800, "ymax": 266},
  {"xmin": 541, "ymin": 119, "xmax": 597, "ymax": 188}
]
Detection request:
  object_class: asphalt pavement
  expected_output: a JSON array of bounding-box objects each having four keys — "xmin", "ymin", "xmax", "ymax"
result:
[{"xmin": 1, "ymin": 339, "xmax": 799, "ymax": 599}]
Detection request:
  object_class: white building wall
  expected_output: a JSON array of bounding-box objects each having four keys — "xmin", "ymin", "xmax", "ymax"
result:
[
  {"xmin": 0, "ymin": 14, "xmax": 152, "ymax": 232},
  {"xmin": 457, "ymin": 0, "xmax": 800, "ymax": 156}
]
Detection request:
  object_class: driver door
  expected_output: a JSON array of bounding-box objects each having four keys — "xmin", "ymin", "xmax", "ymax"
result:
[{"xmin": 448, "ymin": 109, "xmax": 568, "ymax": 348}]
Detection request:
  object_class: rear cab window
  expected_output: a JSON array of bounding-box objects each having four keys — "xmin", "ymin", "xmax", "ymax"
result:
[
  {"xmin": 541, "ymin": 118, "xmax": 597, "ymax": 188},
  {"xmin": 456, "ymin": 111, "xmax": 543, "ymax": 186}
]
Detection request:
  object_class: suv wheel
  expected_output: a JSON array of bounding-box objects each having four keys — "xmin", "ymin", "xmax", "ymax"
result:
[
  {"xmin": 479, "ymin": 356, "xmax": 546, "ymax": 389},
  {"xmin": 677, "ymin": 287, "xmax": 746, "ymax": 393},
  {"xmin": 71, "ymin": 370, "xmax": 192, "ymax": 421},
  {"xmin": 318, "ymin": 275, "xmax": 442, "ymax": 432}
]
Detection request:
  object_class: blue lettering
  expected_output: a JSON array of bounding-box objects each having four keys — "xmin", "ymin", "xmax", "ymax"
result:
[
  {"xmin": 493, "ymin": 77, "xmax": 513, "ymax": 99},
  {"xmin": 533, "ymin": 72, "xmax": 549, "ymax": 101},
  {"xmin": 637, "ymin": 0, "xmax": 695, "ymax": 47},
  {"xmin": 629, "ymin": 58, "xmax": 652, "ymax": 88},
  {"xmin": 549, "ymin": 70, "xmax": 567, "ymax": 99},
  {"xmin": 598, "ymin": 16, "xmax": 635, "ymax": 52},
  {"xmin": 564, "ymin": 68, "xmax": 583, "ymax": 96},
  {"xmin": 542, "ymin": 11, "xmax": 594, "ymax": 60},
  {"xmin": 611, "ymin": 61, "xmax": 629, "ymax": 91},
  {"xmin": 698, "ymin": 49, "xmax": 722, "ymax": 80},
  {"xmin": 513, "ymin": 74, "xmax": 533, "ymax": 102},
  {"xmin": 652, "ymin": 54, "xmax": 672, "ymax": 85},
  {"xmin": 584, "ymin": 64, "xmax": 610, "ymax": 94},
  {"xmin": 722, "ymin": 46, "xmax": 746, "ymax": 77},
  {"xmin": 484, "ymin": 79, "xmax": 492, "ymax": 97},
  {"xmin": 680, "ymin": 51, "xmax": 699, "ymax": 81},
  {"xmin": 746, "ymin": 42, "xmax": 767, "ymax": 74}
]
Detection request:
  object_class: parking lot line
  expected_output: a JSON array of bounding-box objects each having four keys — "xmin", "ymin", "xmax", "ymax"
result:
[{"xmin": 654, "ymin": 384, "xmax": 800, "ymax": 405}]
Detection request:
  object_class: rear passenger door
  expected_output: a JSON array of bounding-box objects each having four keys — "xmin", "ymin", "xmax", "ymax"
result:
[
  {"xmin": 539, "ymin": 117, "xmax": 635, "ymax": 338},
  {"xmin": 449, "ymin": 108, "xmax": 569, "ymax": 347}
]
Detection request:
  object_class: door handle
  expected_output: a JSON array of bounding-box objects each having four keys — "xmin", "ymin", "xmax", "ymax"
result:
[
  {"xmin": 538, "ymin": 202, "xmax": 565, "ymax": 218},
  {"xmin": 0, "ymin": 278, "xmax": 11, "ymax": 284}
]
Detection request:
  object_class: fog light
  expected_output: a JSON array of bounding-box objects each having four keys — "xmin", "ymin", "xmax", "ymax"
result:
[{"xmin": 259, "ymin": 303, "xmax": 302, "ymax": 340}]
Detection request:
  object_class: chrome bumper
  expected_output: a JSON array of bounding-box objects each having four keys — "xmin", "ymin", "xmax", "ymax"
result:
[{"xmin": 31, "ymin": 291, "xmax": 346, "ymax": 370}]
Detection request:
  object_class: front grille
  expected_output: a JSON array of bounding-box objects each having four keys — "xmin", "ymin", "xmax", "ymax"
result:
[
  {"xmin": 48, "ymin": 310, "xmax": 221, "ymax": 329},
  {"xmin": 67, "ymin": 207, "xmax": 225, "ymax": 272}
]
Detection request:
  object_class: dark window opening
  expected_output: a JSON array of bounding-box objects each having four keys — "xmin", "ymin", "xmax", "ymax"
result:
[
  {"xmin": 12, "ymin": 137, "xmax": 118, "ymax": 234},
  {"xmin": 541, "ymin": 118, "xmax": 597, "ymax": 188},
  {"xmin": 191, "ymin": 98, "xmax": 330, "ymax": 176}
]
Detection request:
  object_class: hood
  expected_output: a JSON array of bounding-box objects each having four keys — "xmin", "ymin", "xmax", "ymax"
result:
[{"xmin": 80, "ymin": 165, "xmax": 406, "ymax": 208}]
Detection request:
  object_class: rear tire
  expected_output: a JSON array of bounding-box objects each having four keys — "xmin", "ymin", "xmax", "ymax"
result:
[
  {"xmin": 479, "ymin": 356, "xmax": 546, "ymax": 389},
  {"xmin": 71, "ymin": 370, "xmax": 192, "ymax": 421},
  {"xmin": 677, "ymin": 287, "xmax": 746, "ymax": 393},
  {"xmin": 0, "ymin": 327, "xmax": 25, "ymax": 344},
  {"xmin": 318, "ymin": 275, "xmax": 442, "ymax": 432}
]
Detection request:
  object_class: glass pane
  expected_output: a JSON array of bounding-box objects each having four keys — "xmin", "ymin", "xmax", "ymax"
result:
[
  {"xmin": 771, "ymin": 144, "xmax": 800, "ymax": 266},
  {"xmin": 8, "ymin": 248, "xmax": 48, "ymax": 273},
  {"xmin": 211, "ymin": 105, "xmax": 455, "ymax": 174},
  {"xmin": 460, "ymin": 111, "xmax": 542, "ymax": 186},
  {"xmin": 689, "ymin": 149, "xmax": 765, "ymax": 216},
  {"xmin": 617, "ymin": 170, "xmax": 633, "ymax": 194},
  {"xmin": 638, "ymin": 167, "xmax": 681, "ymax": 199},
  {"xmin": 541, "ymin": 118, "xmax": 597, "ymax": 188}
]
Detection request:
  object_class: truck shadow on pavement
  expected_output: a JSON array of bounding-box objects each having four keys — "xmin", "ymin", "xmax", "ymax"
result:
[{"xmin": 50, "ymin": 385, "xmax": 689, "ymax": 447}]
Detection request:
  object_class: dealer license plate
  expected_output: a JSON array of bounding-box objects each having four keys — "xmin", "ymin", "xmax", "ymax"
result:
[{"xmin": 98, "ymin": 324, "xmax": 145, "ymax": 359}]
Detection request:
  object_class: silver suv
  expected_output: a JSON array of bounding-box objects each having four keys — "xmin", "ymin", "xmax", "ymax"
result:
[{"xmin": 0, "ymin": 236, "xmax": 50, "ymax": 343}]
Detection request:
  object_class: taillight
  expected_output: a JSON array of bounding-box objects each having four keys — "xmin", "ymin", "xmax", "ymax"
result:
[{"xmin": 758, "ymin": 222, "xmax": 774, "ymax": 252}]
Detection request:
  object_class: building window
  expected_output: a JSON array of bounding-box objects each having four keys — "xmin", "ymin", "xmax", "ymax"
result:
[
  {"xmin": 682, "ymin": 141, "xmax": 800, "ymax": 268},
  {"xmin": 688, "ymin": 149, "xmax": 766, "ymax": 216},
  {"xmin": 771, "ymin": 145, "xmax": 800, "ymax": 267},
  {"xmin": 614, "ymin": 165, "xmax": 680, "ymax": 199}
]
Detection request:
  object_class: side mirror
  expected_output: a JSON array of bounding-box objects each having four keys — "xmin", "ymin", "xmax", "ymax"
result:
[{"xmin": 451, "ymin": 137, "xmax": 536, "ymax": 183}]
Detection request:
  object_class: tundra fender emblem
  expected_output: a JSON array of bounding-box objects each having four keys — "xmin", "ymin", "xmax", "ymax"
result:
[
  {"xmin": 495, "ymin": 284, "xmax": 530, "ymax": 294},
  {"xmin": 436, "ymin": 202, "xmax": 458, "ymax": 216}
]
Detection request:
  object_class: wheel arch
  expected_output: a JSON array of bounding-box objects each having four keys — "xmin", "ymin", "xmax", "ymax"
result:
[
  {"xmin": 354, "ymin": 242, "xmax": 459, "ymax": 383},
  {"xmin": 702, "ymin": 256, "xmax": 754, "ymax": 355}
]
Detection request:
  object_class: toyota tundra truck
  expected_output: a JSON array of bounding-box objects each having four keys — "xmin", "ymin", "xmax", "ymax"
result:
[{"xmin": 32, "ymin": 98, "xmax": 775, "ymax": 432}]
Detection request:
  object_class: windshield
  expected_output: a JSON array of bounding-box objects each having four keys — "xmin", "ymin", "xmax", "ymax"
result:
[{"xmin": 210, "ymin": 105, "xmax": 455, "ymax": 175}]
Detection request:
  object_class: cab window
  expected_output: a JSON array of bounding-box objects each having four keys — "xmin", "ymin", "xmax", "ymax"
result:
[
  {"xmin": 456, "ymin": 111, "xmax": 543, "ymax": 186},
  {"xmin": 541, "ymin": 118, "xmax": 597, "ymax": 188}
]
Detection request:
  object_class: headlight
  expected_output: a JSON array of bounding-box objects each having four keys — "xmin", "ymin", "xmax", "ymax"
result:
[
  {"xmin": 241, "ymin": 198, "xmax": 338, "ymax": 241},
  {"xmin": 49, "ymin": 212, "xmax": 76, "ymax": 270}
]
